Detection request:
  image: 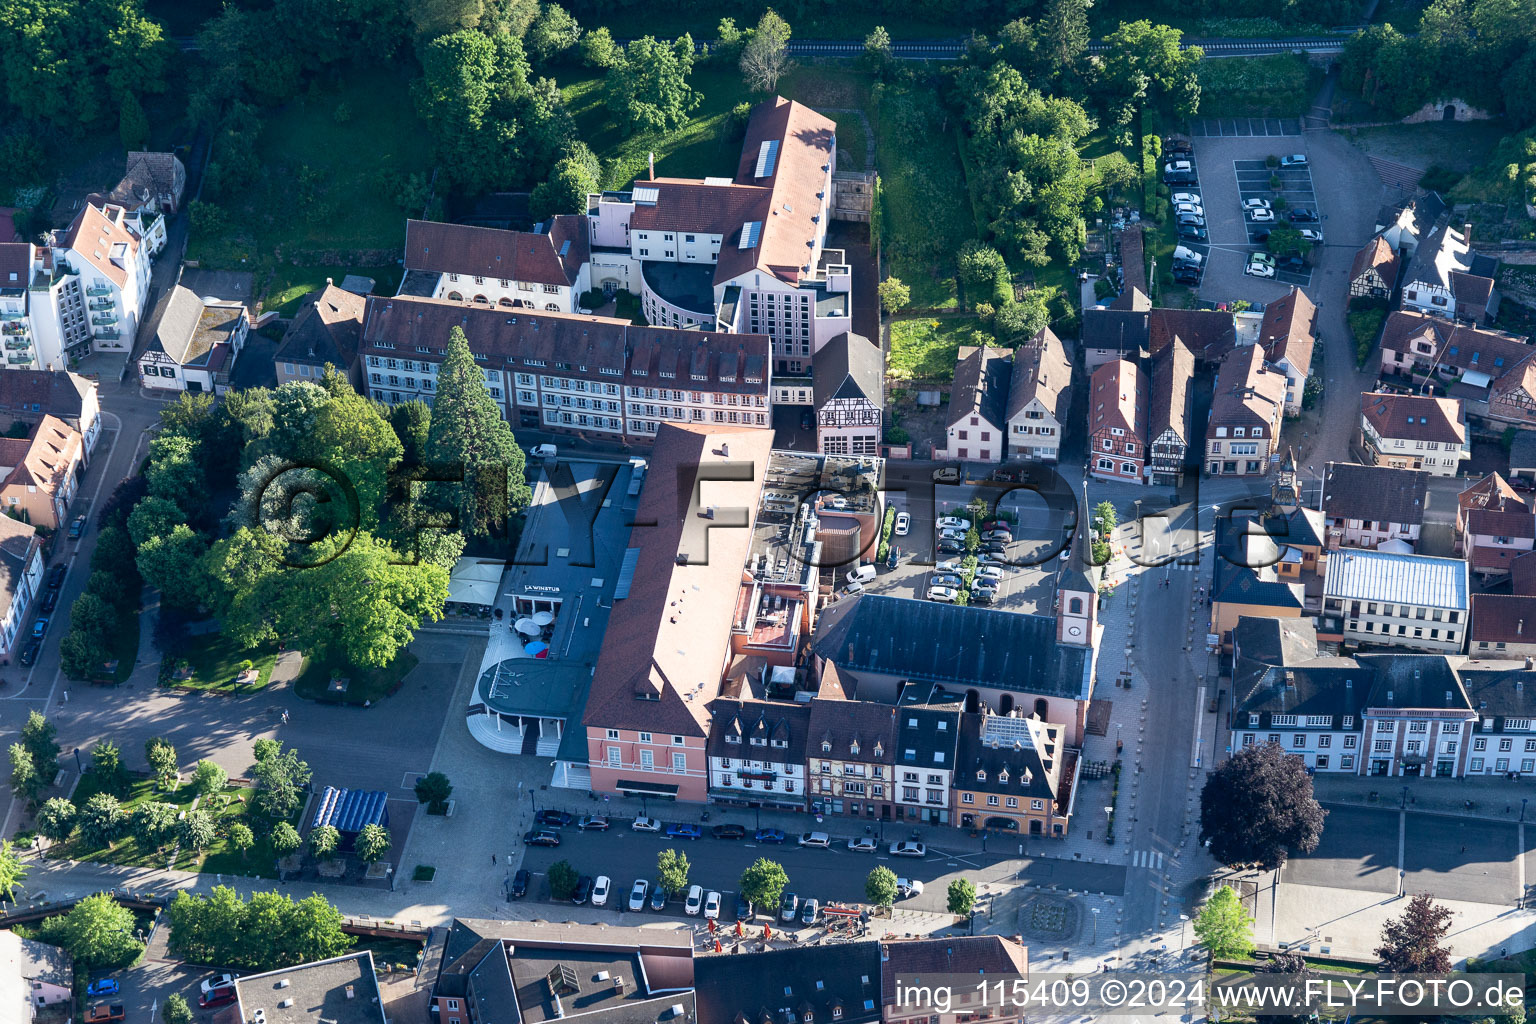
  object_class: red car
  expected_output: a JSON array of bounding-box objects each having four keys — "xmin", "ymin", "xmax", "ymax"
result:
[{"xmin": 200, "ymin": 985, "xmax": 237, "ymax": 1009}]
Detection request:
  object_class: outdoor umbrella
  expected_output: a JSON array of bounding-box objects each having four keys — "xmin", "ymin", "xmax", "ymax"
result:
[
  {"xmin": 532, "ymin": 610, "xmax": 555, "ymax": 626},
  {"xmin": 524, "ymin": 641, "xmax": 550, "ymax": 656},
  {"xmin": 514, "ymin": 618, "xmax": 540, "ymax": 636}
]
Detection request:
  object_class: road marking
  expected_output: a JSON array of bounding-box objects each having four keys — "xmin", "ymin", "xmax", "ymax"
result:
[{"xmin": 1132, "ymin": 850, "xmax": 1164, "ymax": 869}]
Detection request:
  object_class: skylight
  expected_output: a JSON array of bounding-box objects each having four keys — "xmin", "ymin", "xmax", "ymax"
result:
[{"xmin": 738, "ymin": 222, "xmax": 762, "ymax": 249}]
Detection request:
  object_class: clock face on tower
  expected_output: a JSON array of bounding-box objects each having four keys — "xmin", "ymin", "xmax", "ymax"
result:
[{"xmin": 1068, "ymin": 625, "xmax": 1082, "ymax": 637}]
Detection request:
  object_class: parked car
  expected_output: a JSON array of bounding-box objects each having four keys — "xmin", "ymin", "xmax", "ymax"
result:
[
  {"xmin": 1298, "ymin": 228, "xmax": 1324, "ymax": 243},
  {"xmin": 754, "ymin": 827, "xmax": 786, "ymax": 843},
  {"xmin": 972, "ymin": 577, "xmax": 1000, "ymax": 593},
  {"xmin": 39, "ymin": 589, "xmax": 56, "ymax": 613},
  {"xmin": 937, "ymin": 539, "xmax": 964, "ymax": 554},
  {"xmin": 685, "ymin": 885, "xmax": 704, "ymax": 916},
  {"xmin": 983, "ymin": 529, "xmax": 1012, "ymax": 543},
  {"xmin": 1172, "ymin": 267, "xmax": 1202, "ymax": 286},
  {"xmin": 712, "ymin": 823, "xmax": 746, "ymax": 839},
  {"xmin": 936, "ymin": 516, "xmax": 968, "ymax": 530},
  {"xmin": 629, "ymin": 879, "xmax": 650, "ymax": 911},
  {"xmin": 846, "ymin": 565, "xmax": 876, "ymax": 586},
  {"xmin": 934, "ymin": 559, "xmax": 963, "ymax": 574},
  {"xmin": 665, "ymin": 822, "xmax": 701, "ymax": 840},
  {"xmin": 46, "ymin": 565, "xmax": 64, "ymax": 589},
  {"xmin": 779, "ymin": 892, "xmax": 799, "ymax": 921},
  {"xmin": 889, "ymin": 841, "xmax": 927, "ymax": 858},
  {"xmin": 735, "ymin": 894, "xmax": 754, "ymax": 920},
  {"xmin": 896, "ymin": 878, "xmax": 925, "ymax": 899},
  {"xmin": 68, "ymin": 515, "xmax": 86, "ymax": 540},
  {"xmin": 31, "ymin": 617, "xmax": 48, "ymax": 638},
  {"xmin": 931, "ymin": 467, "xmax": 961, "ymax": 484},
  {"xmin": 591, "ymin": 875, "xmax": 611, "ymax": 907},
  {"xmin": 18, "ymin": 639, "xmax": 38, "ymax": 667},
  {"xmin": 800, "ymin": 898, "xmax": 820, "ymax": 925},
  {"xmin": 577, "ymin": 815, "xmax": 610, "ymax": 831},
  {"xmin": 1177, "ymin": 224, "xmax": 1208, "ymax": 242},
  {"xmin": 1277, "ymin": 252, "xmax": 1308, "ymax": 271},
  {"xmin": 703, "ymin": 890, "xmax": 722, "ymax": 920},
  {"xmin": 510, "ymin": 869, "xmax": 530, "ymax": 899},
  {"xmin": 1175, "ymin": 213, "xmax": 1205, "ymax": 229},
  {"xmin": 200, "ymin": 987, "xmax": 237, "ymax": 1010},
  {"xmin": 1241, "ymin": 198, "xmax": 1272, "ymax": 212},
  {"xmin": 1163, "ymin": 170, "xmax": 1196, "ymax": 185},
  {"xmin": 523, "ymin": 829, "xmax": 561, "ymax": 847},
  {"xmin": 86, "ymin": 980, "xmax": 120, "ymax": 997},
  {"xmin": 975, "ymin": 565, "xmax": 1005, "ymax": 581},
  {"xmin": 649, "ymin": 883, "xmax": 667, "ymax": 911},
  {"xmin": 1173, "ymin": 200, "xmax": 1204, "ymax": 217},
  {"xmin": 530, "ymin": 444, "xmax": 558, "ymax": 458},
  {"xmin": 84, "ymin": 1005, "xmax": 125, "ymax": 1023},
  {"xmin": 893, "ymin": 511, "xmax": 910, "ymax": 536},
  {"xmin": 1248, "ymin": 208, "xmax": 1276, "ymax": 223},
  {"xmin": 1288, "ymin": 207, "xmax": 1317, "ymax": 222},
  {"xmin": 1165, "ymin": 137, "xmax": 1193, "ymax": 156},
  {"xmin": 1245, "ymin": 256, "xmax": 1277, "ymax": 279},
  {"xmin": 1163, "ymin": 159, "xmax": 1192, "ymax": 175},
  {"xmin": 1280, "ymin": 154, "xmax": 1308, "ymax": 168},
  {"xmin": 573, "ymin": 875, "xmax": 593, "ymax": 905},
  {"xmin": 1170, "ymin": 192, "xmax": 1201, "ymax": 205},
  {"xmin": 847, "ymin": 836, "xmax": 878, "ymax": 852},
  {"xmin": 535, "ymin": 810, "xmax": 574, "ymax": 827},
  {"xmin": 971, "ymin": 587, "xmax": 996, "ymax": 605},
  {"xmin": 1172, "ymin": 246, "xmax": 1204, "ymax": 267},
  {"xmin": 1250, "ymin": 228, "xmax": 1271, "ymax": 244},
  {"xmin": 926, "ymin": 585, "xmax": 959, "ymax": 602},
  {"xmin": 930, "ymin": 573, "xmax": 962, "ymax": 588},
  {"xmin": 797, "ymin": 831, "xmax": 830, "ymax": 848},
  {"xmin": 982, "ymin": 539, "xmax": 1010, "ymax": 553},
  {"xmin": 632, "ymin": 816, "xmax": 662, "ymax": 832}
]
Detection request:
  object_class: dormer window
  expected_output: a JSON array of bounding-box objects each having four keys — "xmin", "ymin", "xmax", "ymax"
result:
[
  {"xmin": 873, "ymin": 741, "xmax": 883, "ymax": 757},
  {"xmin": 832, "ymin": 1008, "xmax": 842, "ymax": 1020},
  {"xmin": 822, "ymin": 740, "xmax": 831, "ymax": 753},
  {"xmin": 976, "ymin": 769, "xmax": 987, "ymax": 781},
  {"xmin": 726, "ymin": 734, "xmax": 740, "ymax": 744},
  {"xmin": 849, "ymin": 740, "xmax": 860, "ymax": 756}
]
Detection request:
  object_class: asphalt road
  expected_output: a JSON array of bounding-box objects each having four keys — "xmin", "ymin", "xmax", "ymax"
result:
[{"xmin": 516, "ymin": 826, "xmax": 1126, "ymax": 919}]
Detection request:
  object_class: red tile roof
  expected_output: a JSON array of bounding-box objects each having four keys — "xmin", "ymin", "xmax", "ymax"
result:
[
  {"xmin": 62, "ymin": 203, "xmax": 140, "ymax": 289},
  {"xmin": 403, "ymin": 219, "xmax": 586, "ymax": 286},
  {"xmin": 1468, "ymin": 508, "xmax": 1536, "ymax": 540},
  {"xmin": 1148, "ymin": 307, "xmax": 1236, "ymax": 361},
  {"xmin": 1089, "ymin": 358, "xmax": 1145, "ymax": 440},
  {"xmin": 1361, "ymin": 391, "xmax": 1466, "ymax": 445},
  {"xmin": 1208, "ymin": 345, "xmax": 1286, "ymax": 435},
  {"xmin": 1350, "ymin": 236, "xmax": 1400, "ymax": 289},
  {"xmin": 581, "ymin": 424, "xmax": 773, "ymax": 736},
  {"xmin": 1470, "ymin": 593, "xmax": 1536, "ymax": 643},
  {"xmin": 1261, "ymin": 286, "xmax": 1316, "ymax": 375}
]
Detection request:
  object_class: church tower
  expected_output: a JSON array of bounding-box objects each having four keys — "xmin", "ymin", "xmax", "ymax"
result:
[
  {"xmin": 1271, "ymin": 447, "xmax": 1301, "ymax": 513},
  {"xmin": 1056, "ymin": 486, "xmax": 1099, "ymax": 648}
]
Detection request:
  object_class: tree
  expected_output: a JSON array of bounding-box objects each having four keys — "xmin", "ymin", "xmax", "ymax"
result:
[
  {"xmin": 415, "ymin": 771, "xmax": 453, "ymax": 813},
  {"xmin": 606, "ymin": 35, "xmax": 700, "ymax": 135},
  {"xmin": 1097, "ymin": 21, "xmax": 1203, "ymax": 133},
  {"xmin": 1267, "ymin": 224, "xmax": 1312, "ymax": 260},
  {"xmin": 271, "ymin": 821, "xmax": 302, "ymax": 857},
  {"xmin": 548, "ymin": 859, "xmax": 580, "ymax": 899},
  {"xmin": 877, "ymin": 278, "xmax": 911, "ymax": 315},
  {"xmin": 864, "ymin": 866, "xmax": 898, "ymax": 906},
  {"xmin": 145, "ymin": 434, "xmax": 206, "ymax": 510},
  {"xmin": 423, "ymin": 327, "xmax": 531, "ymax": 537},
  {"xmin": 526, "ymin": 2, "xmax": 581, "ymax": 63},
  {"xmin": 145, "ymin": 737, "xmax": 179, "ymax": 790},
  {"xmin": 163, "ymin": 994, "xmax": 193, "ymax": 1024},
  {"xmin": 60, "ymin": 593, "xmax": 117, "ymax": 680},
  {"xmin": 192, "ymin": 760, "xmax": 229, "ymax": 800},
  {"xmin": 252, "ymin": 745, "xmax": 312, "ymax": 821},
  {"xmin": 8, "ymin": 744, "xmax": 40, "ymax": 806},
  {"xmin": 944, "ymin": 877, "xmax": 977, "ymax": 915},
  {"xmin": 119, "ymin": 92, "xmax": 149, "ymax": 150},
  {"xmin": 254, "ymin": 738, "xmax": 282, "ymax": 764},
  {"xmin": 91, "ymin": 740, "xmax": 128, "ymax": 797},
  {"xmin": 308, "ymin": 823, "xmax": 340, "ymax": 861},
  {"xmin": 166, "ymin": 886, "xmax": 350, "ymax": 971},
  {"xmin": 862, "ymin": 26, "xmax": 892, "ymax": 76},
  {"xmin": 1040, "ymin": 0, "xmax": 1092, "ymax": 74},
  {"xmin": 580, "ymin": 25, "xmax": 618, "ymax": 68},
  {"xmin": 738, "ymin": 858, "xmax": 789, "ymax": 911},
  {"xmin": 355, "ymin": 823, "xmax": 390, "ymax": 864},
  {"xmin": 657, "ymin": 848, "xmax": 690, "ymax": 895},
  {"xmin": 957, "ymin": 241, "xmax": 1008, "ymax": 299},
  {"xmin": 740, "ymin": 10, "xmax": 791, "ymax": 93},
  {"xmin": 133, "ymin": 801, "xmax": 179, "ymax": 851},
  {"xmin": 181, "ymin": 809, "xmax": 216, "ymax": 852},
  {"xmin": 992, "ymin": 295, "xmax": 1050, "ymax": 343},
  {"xmin": 1377, "ymin": 892, "xmax": 1453, "ymax": 973},
  {"xmin": 228, "ymin": 822, "xmax": 255, "ymax": 859},
  {"xmin": 531, "ymin": 142, "xmax": 602, "ymax": 219},
  {"xmin": 21, "ymin": 711, "xmax": 59, "ymax": 781},
  {"xmin": 1199, "ymin": 741, "xmax": 1325, "ymax": 870},
  {"xmin": 1253, "ymin": 953, "xmax": 1311, "ymax": 1024},
  {"xmin": 1193, "ymin": 886, "xmax": 1254, "ymax": 958},
  {"xmin": 1093, "ymin": 500, "xmax": 1118, "ymax": 536},
  {"xmin": 78, "ymin": 793, "xmax": 127, "ymax": 847},
  {"xmin": 136, "ymin": 526, "xmax": 208, "ymax": 610},
  {"xmin": 0, "ymin": 839, "xmax": 25, "ymax": 902},
  {"xmin": 35, "ymin": 797, "xmax": 76, "ymax": 844},
  {"xmin": 54, "ymin": 892, "xmax": 142, "ymax": 968}
]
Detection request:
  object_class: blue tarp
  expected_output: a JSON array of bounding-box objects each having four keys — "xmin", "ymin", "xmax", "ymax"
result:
[{"xmin": 311, "ymin": 786, "xmax": 389, "ymax": 835}]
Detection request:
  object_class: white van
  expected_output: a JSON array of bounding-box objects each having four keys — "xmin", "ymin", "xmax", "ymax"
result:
[{"xmin": 846, "ymin": 565, "xmax": 876, "ymax": 586}]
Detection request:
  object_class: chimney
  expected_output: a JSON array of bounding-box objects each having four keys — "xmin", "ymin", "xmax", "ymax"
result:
[
  {"xmin": 1464, "ymin": 223, "xmax": 1473, "ymax": 247},
  {"xmin": 648, "ymin": 152, "xmax": 656, "ymax": 181},
  {"xmin": 326, "ymin": 277, "xmax": 333, "ymax": 286}
]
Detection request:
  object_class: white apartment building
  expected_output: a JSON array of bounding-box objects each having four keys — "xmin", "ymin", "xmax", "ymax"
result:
[
  {"xmin": 359, "ymin": 297, "xmax": 771, "ymax": 444},
  {"xmin": 1006, "ymin": 327, "xmax": 1070, "ymax": 462},
  {"xmin": 0, "ymin": 515, "xmax": 42, "ymax": 662},
  {"xmin": 398, "ymin": 217, "xmax": 589, "ymax": 314},
  {"xmin": 1360, "ymin": 391, "xmax": 1469, "ymax": 477},
  {"xmin": 53, "ymin": 204, "xmax": 150, "ymax": 361},
  {"xmin": 706, "ymin": 700, "xmax": 809, "ymax": 809},
  {"xmin": 1321, "ymin": 549, "xmax": 1469, "ymax": 652},
  {"xmin": 586, "ymin": 98, "xmax": 854, "ymax": 383},
  {"xmin": 892, "ymin": 707, "xmax": 959, "ymax": 825}
]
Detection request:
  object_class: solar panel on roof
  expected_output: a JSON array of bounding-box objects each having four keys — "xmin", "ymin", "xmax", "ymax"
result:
[
  {"xmin": 755, "ymin": 140, "xmax": 780, "ymax": 178},
  {"xmin": 738, "ymin": 221, "xmax": 762, "ymax": 249},
  {"xmin": 559, "ymin": 240, "xmax": 571, "ymax": 257},
  {"xmin": 633, "ymin": 186, "xmax": 659, "ymax": 204}
]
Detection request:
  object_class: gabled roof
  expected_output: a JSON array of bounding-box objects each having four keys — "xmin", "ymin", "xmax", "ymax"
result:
[
  {"xmin": 1360, "ymin": 391, "xmax": 1465, "ymax": 445},
  {"xmin": 706, "ymin": 697, "xmax": 811, "ymax": 763},
  {"xmin": 1080, "ymin": 307, "xmax": 1149, "ymax": 357},
  {"xmin": 0, "ymin": 514, "xmax": 39, "ymax": 623},
  {"xmin": 809, "ymin": 594, "xmax": 1092, "ymax": 701},
  {"xmin": 1459, "ymin": 472, "xmax": 1527, "ymax": 516},
  {"xmin": 948, "ymin": 345, "xmax": 1011, "ymax": 430},
  {"xmin": 61, "ymin": 203, "xmax": 140, "ymax": 288},
  {"xmin": 1471, "ymin": 594, "xmax": 1536, "ymax": 644},
  {"xmin": 805, "ymin": 697, "xmax": 898, "ymax": 764},
  {"xmin": 403, "ymin": 218, "xmax": 587, "ymax": 287},
  {"xmin": 695, "ymin": 941, "xmax": 881, "ymax": 1024},
  {"xmin": 1110, "ymin": 285, "xmax": 1151, "ymax": 312},
  {"xmin": 812, "ymin": 332, "xmax": 882, "ymax": 409},
  {"xmin": 1148, "ymin": 307, "xmax": 1236, "ymax": 361},
  {"xmin": 1208, "ymin": 345, "xmax": 1285, "ymax": 434},
  {"xmin": 1467, "ymin": 507, "xmax": 1536, "ymax": 540},
  {"xmin": 954, "ymin": 712, "xmax": 1068, "ymax": 801},
  {"xmin": 0, "ymin": 242, "xmax": 31, "ymax": 294},
  {"xmin": 0, "ymin": 369, "xmax": 94, "ymax": 425},
  {"xmin": 145, "ymin": 285, "xmax": 245, "ymax": 367},
  {"xmin": 895, "ymin": 706, "xmax": 961, "ymax": 772},
  {"xmin": 1322, "ymin": 549, "xmax": 1469, "ymax": 609},
  {"xmin": 0, "ymin": 416, "xmax": 81, "ymax": 499},
  {"xmin": 275, "ymin": 284, "xmax": 365, "ymax": 369},
  {"xmin": 1212, "ymin": 516, "xmax": 1306, "ymax": 611},
  {"xmin": 581, "ymin": 424, "xmax": 772, "ymax": 737},
  {"xmin": 1115, "ymin": 226, "xmax": 1146, "ymax": 298},
  {"xmin": 1149, "ymin": 337, "xmax": 1194, "ymax": 443},
  {"xmin": 1356, "ymin": 653, "xmax": 1473, "ymax": 713},
  {"xmin": 1350, "ymin": 235, "xmax": 1400, "ymax": 287},
  {"xmin": 1260, "ymin": 286, "xmax": 1316, "ymax": 373},
  {"xmin": 1322, "ymin": 462, "xmax": 1428, "ymax": 526},
  {"xmin": 1006, "ymin": 327, "xmax": 1070, "ymax": 423},
  {"xmin": 1089, "ymin": 358, "xmax": 1145, "ymax": 440},
  {"xmin": 1379, "ymin": 311, "xmax": 1533, "ymax": 380},
  {"xmin": 879, "ymin": 937, "xmax": 1028, "ymax": 996}
]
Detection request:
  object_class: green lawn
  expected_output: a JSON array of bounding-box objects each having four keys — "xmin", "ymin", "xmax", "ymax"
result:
[
  {"xmin": 294, "ymin": 651, "xmax": 419, "ymax": 705},
  {"xmin": 263, "ymin": 264, "xmax": 404, "ymax": 318},
  {"xmin": 187, "ymin": 64, "xmax": 430, "ymax": 283},
  {"xmin": 176, "ymin": 786, "xmax": 297, "ymax": 878},
  {"xmin": 1196, "ymin": 54, "xmax": 1322, "ymax": 118},
  {"xmin": 563, "ymin": 63, "xmax": 870, "ymax": 191},
  {"xmin": 826, "ymin": 112, "xmax": 868, "ymax": 172},
  {"xmin": 887, "ymin": 316, "xmax": 991, "ymax": 382},
  {"xmin": 167, "ymin": 633, "xmax": 280, "ymax": 693},
  {"xmin": 55, "ymin": 776, "xmax": 198, "ymax": 869}
]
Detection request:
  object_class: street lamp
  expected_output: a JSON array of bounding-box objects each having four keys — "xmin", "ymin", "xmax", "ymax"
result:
[
  {"xmin": 1090, "ymin": 907, "xmax": 1100, "ymax": 944},
  {"xmin": 1179, "ymin": 913, "xmax": 1190, "ymax": 951},
  {"xmin": 1522, "ymin": 798, "xmax": 1528, "ymax": 824}
]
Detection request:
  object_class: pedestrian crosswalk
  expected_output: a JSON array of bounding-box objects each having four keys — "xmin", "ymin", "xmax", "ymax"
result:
[{"xmin": 1132, "ymin": 849, "xmax": 1165, "ymax": 869}]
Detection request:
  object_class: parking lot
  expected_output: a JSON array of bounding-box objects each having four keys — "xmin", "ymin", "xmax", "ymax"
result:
[
  {"xmin": 1188, "ymin": 117, "xmax": 1303, "ymax": 138},
  {"xmin": 1233, "ymin": 159, "xmax": 1318, "ymax": 286}
]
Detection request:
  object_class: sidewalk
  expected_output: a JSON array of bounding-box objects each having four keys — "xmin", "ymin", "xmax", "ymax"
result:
[{"xmin": 1314, "ymin": 773, "xmax": 1536, "ymax": 824}]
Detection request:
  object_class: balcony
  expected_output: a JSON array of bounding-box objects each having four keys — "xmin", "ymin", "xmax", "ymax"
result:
[
  {"xmin": 89, "ymin": 297, "xmax": 114, "ymax": 310},
  {"xmin": 91, "ymin": 313, "xmax": 118, "ymax": 326},
  {"xmin": 7, "ymin": 353, "xmax": 33, "ymax": 365},
  {"xmin": 85, "ymin": 285, "xmax": 111, "ymax": 297},
  {"xmin": 93, "ymin": 328, "xmax": 121, "ymax": 341},
  {"xmin": 1, "ymin": 323, "xmax": 25, "ymax": 337},
  {"xmin": 5, "ymin": 338, "xmax": 31, "ymax": 350},
  {"xmin": 0, "ymin": 310, "xmax": 22, "ymax": 322}
]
